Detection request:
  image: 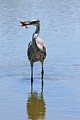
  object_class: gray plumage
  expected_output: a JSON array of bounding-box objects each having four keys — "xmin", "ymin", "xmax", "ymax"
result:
[
  {"xmin": 20, "ymin": 19, "xmax": 46, "ymax": 82},
  {"xmin": 27, "ymin": 35, "xmax": 46, "ymax": 63}
]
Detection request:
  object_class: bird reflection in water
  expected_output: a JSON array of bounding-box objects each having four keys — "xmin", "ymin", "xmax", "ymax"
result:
[{"xmin": 26, "ymin": 82, "xmax": 46, "ymax": 120}]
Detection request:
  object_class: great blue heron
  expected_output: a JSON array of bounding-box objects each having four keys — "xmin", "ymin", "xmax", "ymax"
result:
[{"xmin": 20, "ymin": 19, "xmax": 46, "ymax": 83}]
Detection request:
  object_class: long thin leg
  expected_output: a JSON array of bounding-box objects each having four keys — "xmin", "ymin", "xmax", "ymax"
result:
[
  {"xmin": 41, "ymin": 79, "xmax": 44, "ymax": 95},
  {"xmin": 31, "ymin": 79, "xmax": 33, "ymax": 93},
  {"xmin": 30, "ymin": 62, "xmax": 34, "ymax": 83},
  {"xmin": 41, "ymin": 62, "xmax": 44, "ymax": 80},
  {"xmin": 41, "ymin": 62, "xmax": 44, "ymax": 95}
]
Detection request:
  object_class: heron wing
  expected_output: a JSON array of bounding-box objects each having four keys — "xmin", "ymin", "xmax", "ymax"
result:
[{"xmin": 36, "ymin": 37, "xmax": 46, "ymax": 50}]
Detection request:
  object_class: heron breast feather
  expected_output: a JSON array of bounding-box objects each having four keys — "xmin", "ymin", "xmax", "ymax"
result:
[{"xmin": 36, "ymin": 37, "xmax": 45, "ymax": 50}]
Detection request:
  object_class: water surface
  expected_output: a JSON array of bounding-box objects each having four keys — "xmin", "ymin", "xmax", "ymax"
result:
[{"xmin": 0, "ymin": 0, "xmax": 80, "ymax": 120}]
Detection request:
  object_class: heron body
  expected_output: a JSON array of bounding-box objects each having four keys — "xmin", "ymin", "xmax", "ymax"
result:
[
  {"xmin": 27, "ymin": 37, "xmax": 46, "ymax": 63},
  {"xmin": 20, "ymin": 19, "xmax": 46, "ymax": 82}
]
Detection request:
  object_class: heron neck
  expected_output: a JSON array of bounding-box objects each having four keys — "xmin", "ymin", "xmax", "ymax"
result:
[
  {"xmin": 35, "ymin": 24, "xmax": 40, "ymax": 35},
  {"xmin": 32, "ymin": 24, "xmax": 40, "ymax": 39}
]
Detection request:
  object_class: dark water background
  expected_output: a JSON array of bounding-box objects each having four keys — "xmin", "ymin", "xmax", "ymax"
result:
[{"xmin": 0, "ymin": 0, "xmax": 80, "ymax": 120}]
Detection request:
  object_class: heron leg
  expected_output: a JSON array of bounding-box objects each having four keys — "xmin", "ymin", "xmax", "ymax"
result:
[
  {"xmin": 41, "ymin": 62, "xmax": 44, "ymax": 95},
  {"xmin": 30, "ymin": 62, "xmax": 34, "ymax": 83},
  {"xmin": 31, "ymin": 79, "xmax": 33, "ymax": 93},
  {"xmin": 41, "ymin": 62, "xmax": 44, "ymax": 80},
  {"xmin": 41, "ymin": 79, "xmax": 44, "ymax": 95}
]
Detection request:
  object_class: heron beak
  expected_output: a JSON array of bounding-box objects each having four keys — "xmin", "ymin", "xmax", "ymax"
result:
[{"xmin": 20, "ymin": 20, "xmax": 36, "ymax": 28}]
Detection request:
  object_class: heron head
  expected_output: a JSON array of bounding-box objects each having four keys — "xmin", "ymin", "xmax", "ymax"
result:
[
  {"xmin": 20, "ymin": 19, "xmax": 40, "ymax": 28},
  {"xmin": 28, "ymin": 19, "xmax": 40, "ymax": 26}
]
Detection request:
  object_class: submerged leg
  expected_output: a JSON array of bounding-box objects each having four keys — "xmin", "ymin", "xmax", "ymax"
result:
[
  {"xmin": 31, "ymin": 79, "xmax": 33, "ymax": 93},
  {"xmin": 30, "ymin": 62, "xmax": 34, "ymax": 83}
]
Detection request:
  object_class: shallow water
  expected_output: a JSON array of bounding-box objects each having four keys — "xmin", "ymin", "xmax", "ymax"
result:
[{"xmin": 0, "ymin": 0, "xmax": 80, "ymax": 120}]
